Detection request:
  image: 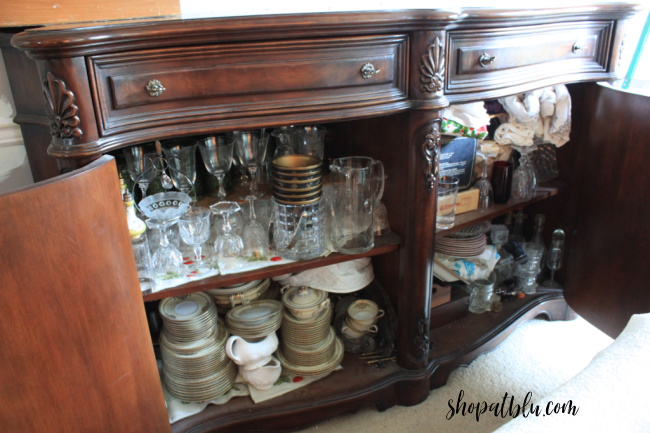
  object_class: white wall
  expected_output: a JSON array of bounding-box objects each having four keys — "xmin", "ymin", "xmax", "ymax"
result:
[{"xmin": 0, "ymin": 50, "xmax": 33, "ymax": 194}]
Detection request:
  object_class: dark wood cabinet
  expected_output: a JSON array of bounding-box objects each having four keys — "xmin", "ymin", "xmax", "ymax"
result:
[{"xmin": 1, "ymin": 4, "xmax": 646, "ymax": 432}]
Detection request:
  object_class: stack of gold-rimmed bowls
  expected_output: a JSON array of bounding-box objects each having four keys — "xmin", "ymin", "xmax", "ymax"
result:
[
  {"xmin": 159, "ymin": 293, "xmax": 236, "ymax": 401},
  {"xmin": 225, "ymin": 300, "xmax": 284, "ymax": 340},
  {"xmin": 205, "ymin": 279, "xmax": 272, "ymax": 314},
  {"xmin": 271, "ymin": 154, "xmax": 323, "ymax": 205},
  {"xmin": 277, "ymin": 286, "xmax": 343, "ymax": 376}
]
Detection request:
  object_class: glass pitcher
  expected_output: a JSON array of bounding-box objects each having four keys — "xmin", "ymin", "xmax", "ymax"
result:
[{"xmin": 329, "ymin": 156, "xmax": 384, "ymax": 254}]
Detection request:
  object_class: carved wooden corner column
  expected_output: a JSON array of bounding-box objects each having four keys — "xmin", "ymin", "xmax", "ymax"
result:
[
  {"xmin": 35, "ymin": 56, "xmax": 102, "ymax": 173},
  {"xmin": 396, "ymin": 31, "xmax": 448, "ymax": 370}
]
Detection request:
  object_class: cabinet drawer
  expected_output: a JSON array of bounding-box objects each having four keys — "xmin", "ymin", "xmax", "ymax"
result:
[
  {"xmin": 90, "ymin": 35, "xmax": 407, "ymax": 136},
  {"xmin": 446, "ymin": 21, "xmax": 613, "ymax": 95}
]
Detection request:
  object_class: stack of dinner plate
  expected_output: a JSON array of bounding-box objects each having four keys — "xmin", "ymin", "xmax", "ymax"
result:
[
  {"xmin": 434, "ymin": 233, "xmax": 487, "ymax": 258},
  {"xmin": 225, "ymin": 300, "xmax": 284, "ymax": 340},
  {"xmin": 277, "ymin": 303, "xmax": 343, "ymax": 376},
  {"xmin": 159, "ymin": 293, "xmax": 236, "ymax": 401}
]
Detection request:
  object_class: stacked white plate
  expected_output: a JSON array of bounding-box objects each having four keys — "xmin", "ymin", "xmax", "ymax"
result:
[
  {"xmin": 281, "ymin": 305, "xmax": 333, "ymax": 347},
  {"xmin": 225, "ymin": 300, "xmax": 284, "ymax": 340},
  {"xmin": 434, "ymin": 233, "xmax": 487, "ymax": 258},
  {"xmin": 159, "ymin": 293, "xmax": 236, "ymax": 401},
  {"xmin": 278, "ymin": 304, "xmax": 343, "ymax": 376},
  {"xmin": 277, "ymin": 335, "xmax": 344, "ymax": 377}
]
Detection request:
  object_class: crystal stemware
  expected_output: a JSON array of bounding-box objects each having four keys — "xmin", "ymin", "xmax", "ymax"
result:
[
  {"xmin": 210, "ymin": 201, "xmax": 244, "ymax": 261},
  {"xmin": 243, "ymin": 198, "xmax": 270, "ymax": 259},
  {"xmin": 511, "ymin": 146, "xmax": 538, "ymax": 202},
  {"xmin": 271, "ymin": 126, "xmax": 297, "ymax": 159},
  {"xmin": 543, "ymin": 228, "xmax": 565, "ymax": 288},
  {"xmin": 233, "ymin": 130, "xmax": 269, "ymax": 200},
  {"xmin": 474, "ymin": 151, "xmax": 494, "ymax": 211},
  {"xmin": 161, "ymin": 138, "xmax": 198, "ymax": 196},
  {"xmin": 123, "ymin": 147, "xmax": 156, "ymax": 199},
  {"xmin": 146, "ymin": 218, "xmax": 185, "ymax": 281},
  {"xmin": 178, "ymin": 206, "xmax": 212, "ymax": 276},
  {"xmin": 198, "ymin": 135, "xmax": 235, "ymax": 200},
  {"xmin": 138, "ymin": 191, "xmax": 192, "ymax": 283}
]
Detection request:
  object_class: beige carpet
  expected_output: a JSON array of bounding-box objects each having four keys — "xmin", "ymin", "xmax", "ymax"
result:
[{"xmin": 298, "ymin": 316, "xmax": 613, "ymax": 433}]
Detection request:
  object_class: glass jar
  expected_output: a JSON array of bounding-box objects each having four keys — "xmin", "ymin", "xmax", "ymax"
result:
[{"xmin": 469, "ymin": 273, "xmax": 497, "ymax": 314}]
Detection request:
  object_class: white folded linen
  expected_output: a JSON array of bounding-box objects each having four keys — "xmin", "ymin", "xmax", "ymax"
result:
[{"xmin": 498, "ymin": 85, "xmax": 571, "ymax": 147}]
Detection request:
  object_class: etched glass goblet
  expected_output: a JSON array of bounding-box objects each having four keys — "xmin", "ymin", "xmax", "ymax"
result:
[
  {"xmin": 178, "ymin": 206, "xmax": 212, "ymax": 276},
  {"xmin": 210, "ymin": 201, "xmax": 244, "ymax": 261}
]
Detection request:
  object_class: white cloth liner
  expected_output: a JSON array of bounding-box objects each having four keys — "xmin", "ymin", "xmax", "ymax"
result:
[{"xmin": 163, "ymin": 363, "xmax": 341, "ymax": 424}]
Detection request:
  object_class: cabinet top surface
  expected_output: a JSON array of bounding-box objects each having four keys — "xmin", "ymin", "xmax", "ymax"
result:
[{"xmin": 12, "ymin": 2, "xmax": 642, "ymax": 35}]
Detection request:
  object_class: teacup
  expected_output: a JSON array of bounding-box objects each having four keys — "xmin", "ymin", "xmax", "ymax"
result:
[
  {"xmin": 238, "ymin": 356, "xmax": 282, "ymax": 390},
  {"xmin": 226, "ymin": 332, "xmax": 279, "ymax": 370},
  {"xmin": 344, "ymin": 316, "xmax": 378, "ymax": 334},
  {"xmin": 346, "ymin": 299, "xmax": 385, "ymax": 326}
]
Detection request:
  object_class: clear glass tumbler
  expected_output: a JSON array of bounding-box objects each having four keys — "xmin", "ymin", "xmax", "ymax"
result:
[{"xmin": 436, "ymin": 176, "xmax": 460, "ymax": 230}]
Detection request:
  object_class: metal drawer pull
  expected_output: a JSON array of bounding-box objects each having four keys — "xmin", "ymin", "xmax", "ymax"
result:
[
  {"xmin": 478, "ymin": 53, "xmax": 496, "ymax": 67},
  {"xmin": 360, "ymin": 63, "xmax": 381, "ymax": 79},
  {"xmin": 572, "ymin": 43, "xmax": 584, "ymax": 54},
  {"xmin": 145, "ymin": 79, "xmax": 166, "ymax": 97}
]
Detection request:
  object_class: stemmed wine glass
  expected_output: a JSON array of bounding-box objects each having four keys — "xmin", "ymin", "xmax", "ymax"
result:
[
  {"xmin": 210, "ymin": 201, "xmax": 244, "ymax": 267},
  {"xmin": 232, "ymin": 130, "xmax": 269, "ymax": 200},
  {"xmin": 243, "ymin": 198, "xmax": 269, "ymax": 258},
  {"xmin": 123, "ymin": 146, "xmax": 156, "ymax": 199},
  {"xmin": 178, "ymin": 206, "xmax": 212, "ymax": 276},
  {"xmin": 474, "ymin": 151, "xmax": 494, "ymax": 211},
  {"xmin": 543, "ymin": 228, "xmax": 565, "ymax": 288},
  {"xmin": 198, "ymin": 135, "xmax": 235, "ymax": 200},
  {"xmin": 146, "ymin": 218, "xmax": 185, "ymax": 281},
  {"xmin": 162, "ymin": 138, "xmax": 198, "ymax": 196}
]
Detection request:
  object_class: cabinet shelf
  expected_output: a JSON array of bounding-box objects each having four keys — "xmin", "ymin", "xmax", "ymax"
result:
[
  {"xmin": 143, "ymin": 231, "xmax": 400, "ymax": 302},
  {"xmin": 171, "ymin": 352, "xmax": 409, "ymax": 433},
  {"xmin": 436, "ymin": 181, "xmax": 562, "ymax": 237}
]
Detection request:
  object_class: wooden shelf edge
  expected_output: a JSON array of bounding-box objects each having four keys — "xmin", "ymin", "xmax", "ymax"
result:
[
  {"xmin": 437, "ymin": 181, "xmax": 563, "ymax": 236},
  {"xmin": 143, "ymin": 231, "xmax": 401, "ymax": 302},
  {"xmin": 171, "ymin": 352, "xmax": 431, "ymax": 433}
]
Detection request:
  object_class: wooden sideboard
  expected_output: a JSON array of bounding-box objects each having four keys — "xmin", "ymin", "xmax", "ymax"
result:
[{"xmin": 1, "ymin": 4, "xmax": 646, "ymax": 432}]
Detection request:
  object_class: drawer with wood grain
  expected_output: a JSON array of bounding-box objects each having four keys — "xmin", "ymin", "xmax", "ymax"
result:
[
  {"xmin": 446, "ymin": 21, "xmax": 614, "ymax": 98},
  {"xmin": 89, "ymin": 35, "xmax": 408, "ymax": 136}
]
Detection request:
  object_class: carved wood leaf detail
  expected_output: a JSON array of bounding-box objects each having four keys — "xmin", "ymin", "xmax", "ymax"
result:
[
  {"xmin": 421, "ymin": 121, "xmax": 441, "ymax": 191},
  {"xmin": 414, "ymin": 317, "xmax": 430, "ymax": 357},
  {"xmin": 43, "ymin": 72, "xmax": 83, "ymax": 140},
  {"xmin": 420, "ymin": 37, "xmax": 445, "ymax": 94}
]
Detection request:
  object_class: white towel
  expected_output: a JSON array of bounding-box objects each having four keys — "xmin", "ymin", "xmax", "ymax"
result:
[{"xmin": 498, "ymin": 85, "xmax": 571, "ymax": 147}]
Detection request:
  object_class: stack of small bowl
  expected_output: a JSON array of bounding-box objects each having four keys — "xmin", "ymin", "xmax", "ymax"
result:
[
  {"xmin": 271, "ymin": 155, "xmax": 323, "ymax": 205},
  {"xmin": 277, "ymin": 286, "xmax": 343, "ymax": 377},
  {"xmin": 159, "ymin": 292, "xmax": 236, "ymax": 401},
  {"xmin": 205, "ymin": 279, "xmax": 272, "ymax": 314}
]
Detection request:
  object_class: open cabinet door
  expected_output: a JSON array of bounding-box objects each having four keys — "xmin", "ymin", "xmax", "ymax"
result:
[
  {"xmin": 0, "ymin": 156, "xmax": 171, "ymax": 432},
  {"xmin": 562, "ymin": 83, "xmax": 650, "ymax": 338}
]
